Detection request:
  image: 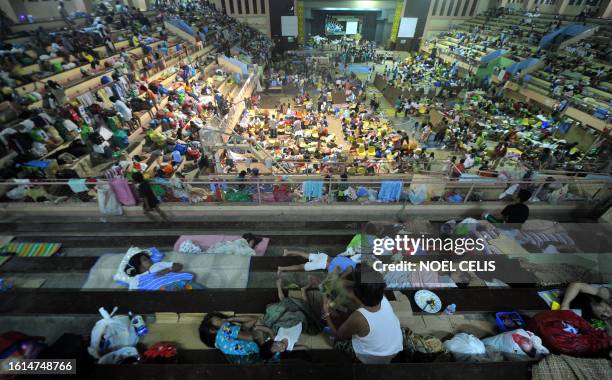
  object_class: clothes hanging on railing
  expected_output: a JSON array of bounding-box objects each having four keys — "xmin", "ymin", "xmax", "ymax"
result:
[
  {"xmin": 378, "ymin": 181, "xmax": 403, "ymax": 203},
  {"xmin": 68, "ymin": 178, "xmax": 89, "ymax": 193},
  {"xmin": 303, "ymin": 181, "xmax": 324, "ymax": 199}
]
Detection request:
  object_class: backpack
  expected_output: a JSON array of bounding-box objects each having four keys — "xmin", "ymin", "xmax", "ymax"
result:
[
  {"xmin": 87, "ymin": 307, "xmax": 138, "ymax": 359},
  {"xmin": 527, "ymin": 310, "xmax": 609, "ymax": 357}
]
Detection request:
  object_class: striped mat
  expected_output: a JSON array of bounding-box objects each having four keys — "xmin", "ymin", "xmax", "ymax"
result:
[
  {"xmin": 0, "ymin": 242, "xmax": 62, "ymax": 257},
  {"xmin": 0, "ymin": 256, "xmax": 10, "ymax": 267}
]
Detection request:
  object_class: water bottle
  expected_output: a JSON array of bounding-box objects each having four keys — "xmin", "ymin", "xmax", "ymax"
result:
[
  {"xmin": 129, "ymin": 312, "xmax": 148, "ymax": 337},
  {"xmin": 443, "ymin": 303, "xmax": 456, "ymax": 315}
]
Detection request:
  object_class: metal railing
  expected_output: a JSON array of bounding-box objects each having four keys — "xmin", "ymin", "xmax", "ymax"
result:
[{"xmin": 0, "ymin": 176, "xmax": 609, "ymax": 207}]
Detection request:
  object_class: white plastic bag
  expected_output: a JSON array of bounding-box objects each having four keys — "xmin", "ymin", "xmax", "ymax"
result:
[
  {"xmin": 88, "ymin": 307, "xmax": 138, "ymax": 359},
  {"xmin": 498, "ymin": 184, "xmax": 519, "ymax": 200},
  {"xmin": 408, "ymin": 184, "xmax": 428, "ymax": 205},
  {"xmin": 482, "ymin": 329, "xmax": 549, "ymax": 359},
  {"xmin": 443, "ymin": 333, "xmax": 485, "ymax": 361},
  {"xmin": 345, "ymin": 187, "xmax": 358, "ymax": 201},
  {"xmin": 179, "ymin": 239, "xmax": 203, "ymax": 254},
  {"xmin": 97, "ymin": 183, "xmax": 123, "ymax": 216},
  {"xmin": 6, "ymin": 186, "xmax": 27, "ymax": 200},
  {"xmin": 547, "ymin": 184, "xmax": 568, "ymax": 205}
]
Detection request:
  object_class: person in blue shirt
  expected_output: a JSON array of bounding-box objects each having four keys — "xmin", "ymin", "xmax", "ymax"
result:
[
  {"xmin": 199, "ymin": 312, "xmax": 268, "ymax": 364},
  {"xmin": 171, "ymin": 150, "xmax": 182, "ymax": 166}
]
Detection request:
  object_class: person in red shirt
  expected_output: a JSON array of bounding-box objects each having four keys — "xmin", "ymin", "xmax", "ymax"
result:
[
  {"xmin": 452, "ymin": 158, "xmax": 466, "ymax": 178},
  {"xmin": 140, "ymin": 85, "xmax": 159, "ymax": 111}
]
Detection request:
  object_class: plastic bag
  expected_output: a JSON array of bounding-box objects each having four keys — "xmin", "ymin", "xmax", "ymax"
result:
[
  {"xmin": 547, "ymin": 185, "xmax": 568, "ymax": 205},
  {"xmin": 345, "ymin": 187, "xmax": 358, "ymax": 201},
  {"xmin": 88, "ymin": 307, "xmax": 138, "ymax": 360},
  {"xmin": 499, "ymin": 184, "xmax": 519, "ymax": 200},
  {"xmin": 6, "ymin": 186, "xmax": 27, "ymax": 200},
  {"xmin": 110, "ymin": 178, "xmax": 136, "ymax": 206},
  {"xmin": 179, "ymin": 239, "xmax": 203, "ymax": 254},
  {"xmin": 97, "ymin": 183, "xmax": 123, "ymax": 216},
  {"xmin": 443, "ymin": 333, "xmax": 485, "ymax": 361},
  {"xmin": 408, "ymin": 184, "xmax": 427, "ymax": 205},
  {"xmin": 482, "ymin": 329, "xmax": 549, "ymax": 359}
]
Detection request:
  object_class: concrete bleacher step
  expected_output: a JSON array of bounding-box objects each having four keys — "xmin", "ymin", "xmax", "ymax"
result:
[
  {"xmin": 87, "ymin": 359, "xmax": 534, "ymax": 380},
  {"xmin": 0, "ymin": 288, "xmax": 549, "ymax": 315}
]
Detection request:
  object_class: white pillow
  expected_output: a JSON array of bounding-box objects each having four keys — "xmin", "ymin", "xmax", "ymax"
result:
[{"xmin": 113, "ymin": 246, "xmax": 164, "ymax": 286}]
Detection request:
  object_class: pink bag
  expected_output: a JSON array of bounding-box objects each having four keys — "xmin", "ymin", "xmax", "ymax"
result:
[{"xmin": 110, "ymin": 178, "xmax": 136, "ymax": 206}]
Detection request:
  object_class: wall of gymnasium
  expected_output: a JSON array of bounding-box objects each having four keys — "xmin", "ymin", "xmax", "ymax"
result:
[
  {"xmin": 5, "ymin": 0, "xmax": 95, "ymax": 21},
  {"xmin": 421, "ymin": 0, "xmax": 493, "ymax": 40},
  {"xmin": 212, "ymin": 0, "xmax": 272, "ymax": 36},
  {"xmin": 9, "ymin": 0, "xmax": 75, "ymax": 20}
]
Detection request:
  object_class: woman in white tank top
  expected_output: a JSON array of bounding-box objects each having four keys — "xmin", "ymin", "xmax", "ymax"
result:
[{"xmin": 322, "ymin": 265, "xmax": 403, "ymax": 364}]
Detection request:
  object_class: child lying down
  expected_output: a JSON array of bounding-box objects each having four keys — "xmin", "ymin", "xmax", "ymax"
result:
[{"xmin": 124, "ymin": 251, "xmax": 205, "ymax": 291}]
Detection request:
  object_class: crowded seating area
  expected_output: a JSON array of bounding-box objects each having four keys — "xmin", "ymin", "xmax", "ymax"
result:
[
  {"xmin": 427, "ymin": 8, "xmax": 611, "ymax": 122},
  {"xmin": 0, "ymin": 0, "xmax": 611, "ymax": 379}
]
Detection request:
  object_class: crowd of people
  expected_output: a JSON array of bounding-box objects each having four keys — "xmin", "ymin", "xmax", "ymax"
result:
[{"xmin": 0, "ymin": 0, "xmax": 274, "ymax": 205}]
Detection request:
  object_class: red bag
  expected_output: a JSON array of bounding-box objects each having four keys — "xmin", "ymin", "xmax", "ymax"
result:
[
  {"xmin": 142, "ymin": 342, "xmax": 177, "ymax": 364},
  {"xmin": 527, "ymin": 310, "xmax": 609, "ymax": 357}
]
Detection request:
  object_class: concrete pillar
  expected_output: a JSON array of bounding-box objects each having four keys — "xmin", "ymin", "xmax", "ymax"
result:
[
  {"xmin": 443, "ymin": 0, "xmax": 452, "ymax": 16},
  {"xmin": 449, "ymin": 0, "xmax": 460, "ymax": 16},
  {"xmin": 525, "ymin": 0, "xmax": 536, "ymax": 11},
  {"xmin": 601, "ymin": 0, "xmax": 612, "ymax": 18},
  {"xmin": 0, "ymin": 1, "xmax": 18, "ymax": 22},
  {"xmin": 71, "ymin": 0, "xmax": 89, "ymax": 13},
  {"xmin": 557, "ymin": 0, "xmax": 571, "ymax": 15},
  {"xmin": 422, "ymin": 0, "xmax": 436, "ymax": 40}
]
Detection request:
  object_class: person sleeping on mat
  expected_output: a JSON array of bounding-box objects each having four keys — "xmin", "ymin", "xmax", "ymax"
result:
[
  {"xmin": 124, "ymin": 251, "xmax": 206, "ymax": 291},
  {"xmin": 199, "ymin": 276, "xmax": 317, "ymax": 364},
  {"xmin": 277, "ymin": 249, "xmax": 360, "ymax": 277}
]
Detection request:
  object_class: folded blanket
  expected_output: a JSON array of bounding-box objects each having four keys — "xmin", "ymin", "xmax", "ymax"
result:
[
  {"xmin": 205, "ymin": 239, "xmax": 256, "ymax": 256},
  {"xmin": 263, "ymin": 297, "xmax": 323, "ymax": 335},
  {"xmin": 137, "ymin": 271, "xmax": 194, "ymax": 291}
]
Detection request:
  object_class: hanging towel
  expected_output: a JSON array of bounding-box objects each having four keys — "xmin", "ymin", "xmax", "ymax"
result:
[
  {"xmin": 378, "ymin": 181, "xmax": 403, "ymax": 203},
  {"xmin": 110, "ymin": 178, "xmax": 136, "ymax": 206},
  {"xmin": 68, "ymin": 178, "xmax": 88, "ymax": 193},
  {"xmin": 303, "ymin": 181, "xmax": 324, "ymax": 199}
]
